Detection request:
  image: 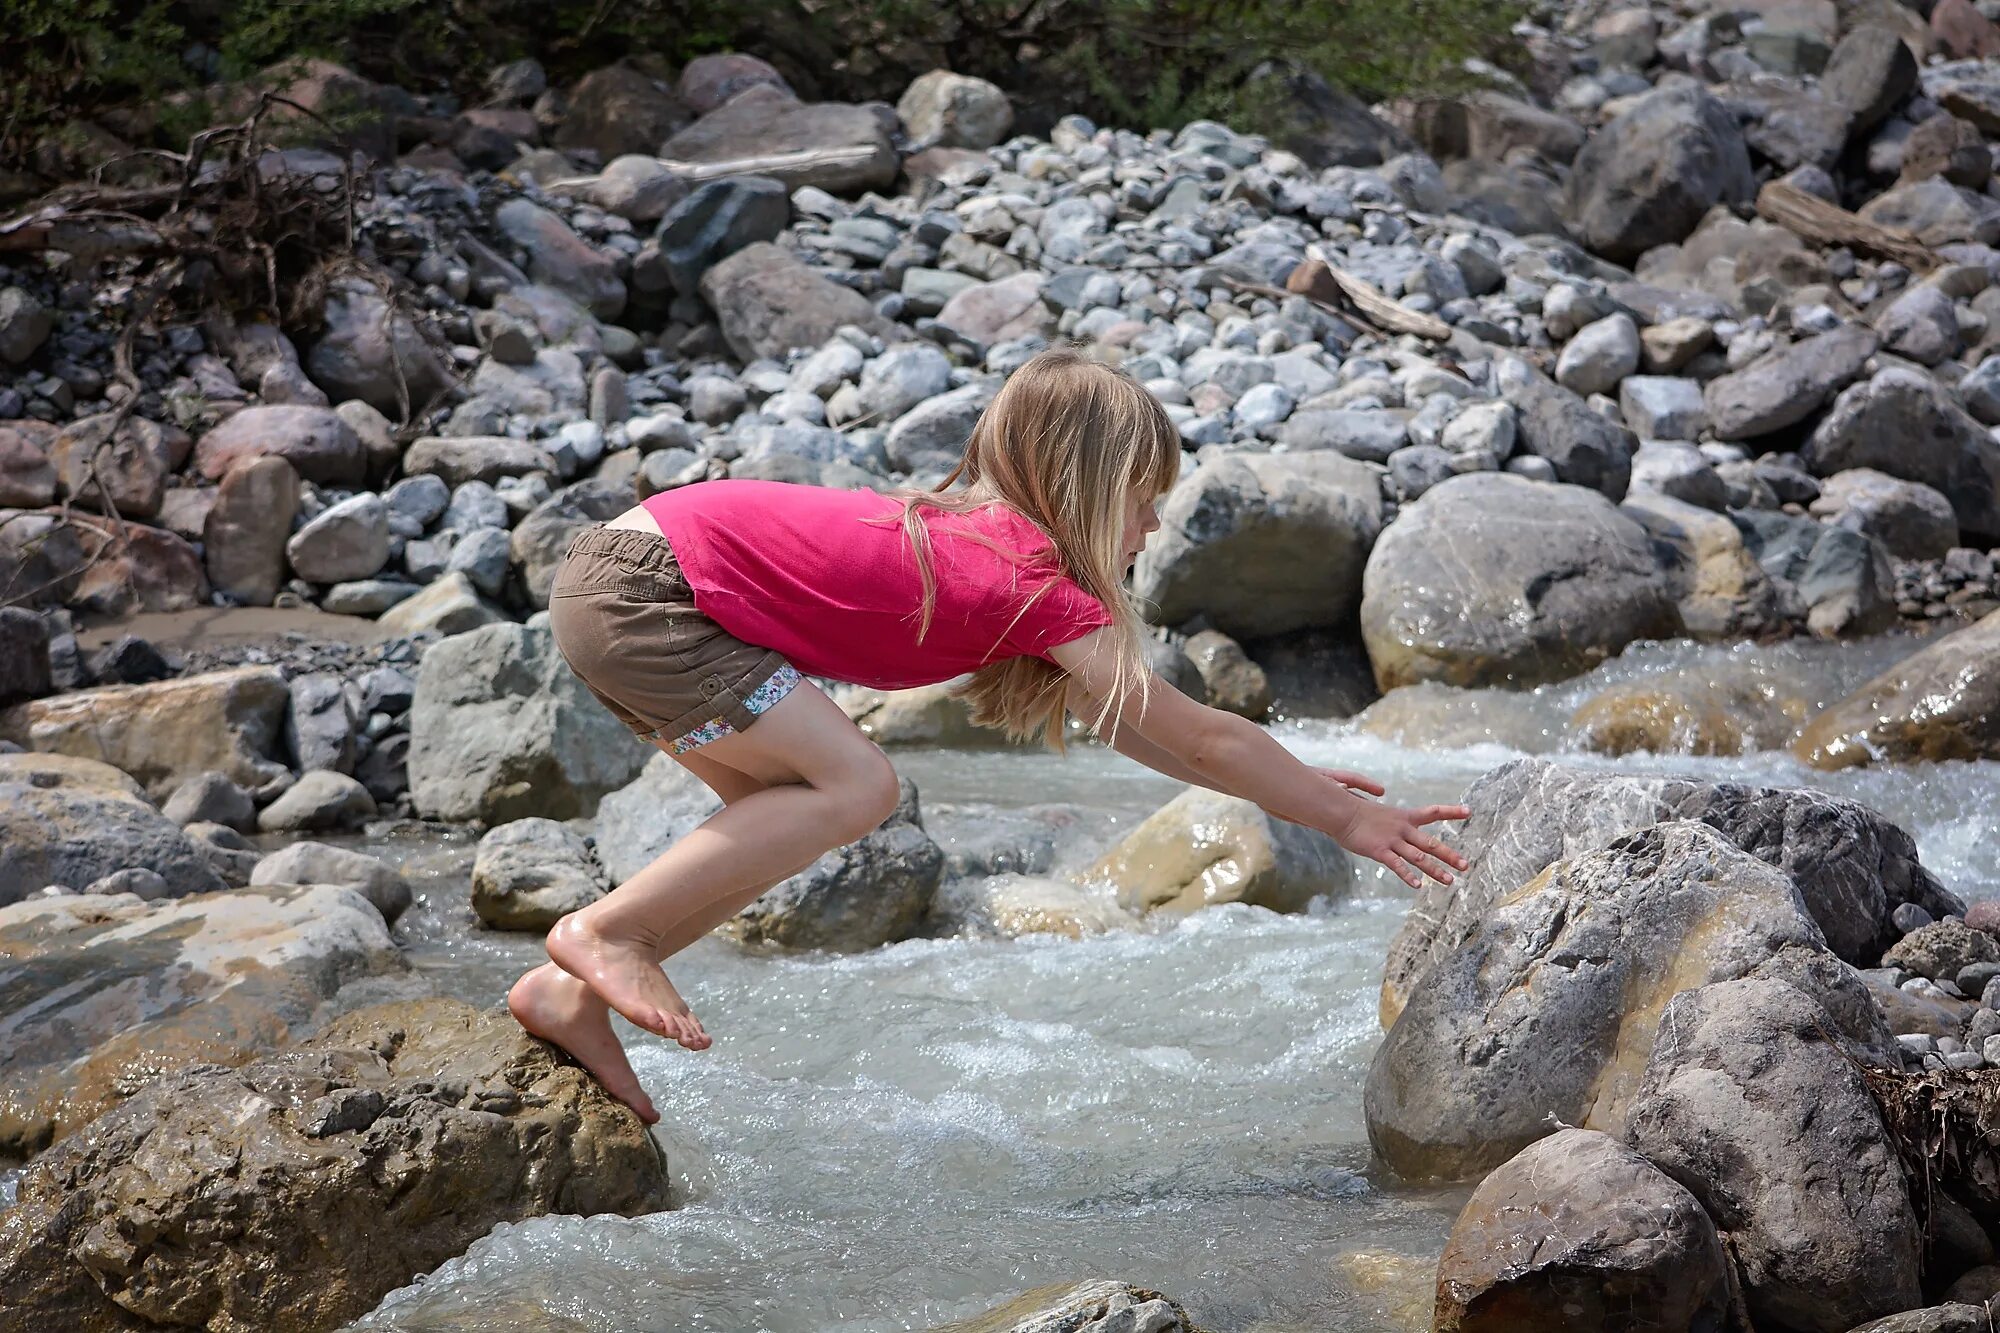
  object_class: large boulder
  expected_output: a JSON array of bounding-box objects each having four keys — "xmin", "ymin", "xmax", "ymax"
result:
[
  {"xmin": 204, "ymin": 454, "xmax": 301, "ymax": 604},
  {"xmin": 1703, "ymin": 325, "xmax": 1877, "ymax": 441},
  {"xmin": 1080, "ymin": 786, "xmax": 1353, "ymax": 916},
  {"xmin": 1380, "ymin": 758, "xmax": 1959, "ymax": 1026},
  {"xmin": 897, "ymin": 70, "xmax": 1013, "ymax": 150},
  {"xmin": 0, "ymin": 884, "xmax": 411, "ymax": 1157},
  {"xmin": 1627, "ymin": 978, "xmax": 1922, "ymax": 1332},
  {"xmin": 1365, "ymin": 821, "xmax": 1886, "ymax": 1184},
  {"xmin": 1795, "ymin": 606, "xmax": 2000, "ymax": 768},
  {"xmin": 555, "ymin": 62, "xmax": 689, "ymax": 161},
  {"xmin": 407, "ymin": 621, "xmax": 648, "ymax": 824},
  {"xmin": 50, "ymin": 413, "xmax": 175, "ymax": 519},
  {"xmin": 0, "ymin": 997, "xmax": 670, "ymax": 1332},
  {"xmin": 1132, "ymin": 451, "xmax": 1384, "ymax": 640},
  {"xmin": 1622, "ymin": 492, "xmax": 1786, "ymax": 639},
  {"xmin": 1566, "ymin": 86, "xmax": 1756, "ymax": 263},
  {"xmin": 285, "ymin": 491, "xmax": 390, "ymax": 584},
  {"xmin": 0, "ymin": 665, "xmax": 289, "ymax": 799},
  {"xmin": 644, "ymin": 174, "xmax": 789, "ymax": 295},
  {"xmin": 1359, "ymin": 473, "xmax": 1680, "ymax": 690},
  {"xmin": 699, "ymin": 241, "xmax": 894, "ymax": 362},
  {"xmin": 1801, "ymin": 368, "xmax": 2000, "ymax": 544},
  {"xmin": 1502, "ymin": 361, "xmax": 1638, "ymax": 496},
  {"xmin": 302, "ymin": 277, "xmax": 455, "ymax": 419},
  {"xmin": 512, "ymin": 480, "xmax": 646, "ymax": 609},
  {"xmin": 471, "ymin": 817, "xmax": 608, "ymax": 930},
  {"xmin": 249, "ymin": 841, "xmax": 412, "ymax": 925},
  {"xmin": 1432, "ymin": 1129, "xmax": 1733, "ymax": 1333},
  {"xmin": 493, "ymin": 198, "xmax": 627, "ymax": 321},
  {"xmin": 0, "ymin": 753, "xmax": 224, "ymax": 905},
  {"xmin": 193, "ymin": 404, "xmax": 365, "ymax": 485},
  {"xmin": 62, "ymin": 513, "xmax": 210, "ymax": 617},
  {"xmin": 1810, "ymin": 467, "xmax": 1960, "ymax": 561},
  {"xmin": 660, "ymin": 85, "xmax": 898, "ymax": 195}
]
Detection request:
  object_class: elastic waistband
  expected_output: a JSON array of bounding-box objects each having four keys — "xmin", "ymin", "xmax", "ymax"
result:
[{"xmin": 564, "ymin": 524, "xmax": 680, "ymax": 573}]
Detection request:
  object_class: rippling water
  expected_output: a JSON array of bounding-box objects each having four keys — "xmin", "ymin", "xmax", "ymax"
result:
[{"xmin": 314, "ymin": 634, "xmax": 2000, "ymax": 1329}]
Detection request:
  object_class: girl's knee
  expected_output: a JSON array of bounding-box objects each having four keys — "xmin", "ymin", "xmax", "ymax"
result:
[{"xmin": 835, "ymin": 756, "xmax": 903, "ymax": 841}]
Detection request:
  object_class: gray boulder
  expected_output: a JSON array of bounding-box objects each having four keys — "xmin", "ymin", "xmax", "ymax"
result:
[
  {"xmin": 1359, "ymin": 473, "xmax": 1679, "ymax": 690},
  {"xmin": 471, "ymin": 817, "xmax": 609, "ymax": 930},
  {"xmin": 1365, "ymin": 820, "xmax": 1884, "ymax": 1183},
  {"xmin": 303, "ymin": 277, "xmax": 454, "ymax": 419},
  {"xmin": 0, "ymin": 753, "xmax": 225, "ymax": 904},
  {"xmin": 1704, "ymin": 325, "xmax": 1877, "ymax": 441},
  {"xmin": 1566, "ymin": 86, "xmax": 1756, "ymax": 262},
  {"xmin": 286, "ymin": 493, "xmax": 390, "ymax": 585},
  {"xmin": 644, "ymin": 175, "xmax": 788, "ymax": 295},
  {"xmin": 1501, "ymin": 360, "xmax": 1637, "ymax": 497},
  {"xmin": 494, "ymin": 198, "xmax": 627, "ymax": 320},
  {"xmin": 249, "ymin": 841, "xmax": 412, "ymax": 924},
  {"xmin": 699, "ymin": 242, "xmax": 893, "ymax": 361},
  {"xmin": 1432, "ymin": 1129, "xmax": 1732, "ymax": 1333},
  {"xmin": 1379, "ymin": 758, "xmax": 1960, "ymax": 1027},
  {"xmin": 898, "ymin": 70, "xmax": 1013, "ymax": 149},
  {"xmin": 256, "ymin": 770, "xmax": 377, "ymax": 833},
  {"xmin": 408, "ymin": 621, "xmax": 649, "ymax": 824},
  {"xmin": 884, "ymin": 382, "xmax": 997, "ymax": 475},
  {"xmin": 1810, "ymin": 467, "xmax": 1960, "ymax": 561},
  {"xmin": 1822, "ymin": 25, "xmax": 1919, "ymax": 134},
  {"xmin": 161, "ymin": 770, "xmax": 255, "ymax": 831},
  {"xmin": 285, "ymin": 672, "xmax": 357, "ymax": 773},
  {"xmin": 1627, "ymin": 978, "xmax": 1922, "ymax": 1332},
  {"xmin": 1134, "ymin": 451, "xmax": 1384, "ymax": 640},
  {"xmin": 1802, "ymin": 368, "xmax": 2000, "ymax": 544},
  {"xmin": 660, "ymin": 87, "xmax": 898, "ymax": 195}
]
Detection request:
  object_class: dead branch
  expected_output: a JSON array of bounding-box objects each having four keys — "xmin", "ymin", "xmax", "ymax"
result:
[
  {"xmin": 1289, "ymin": 250, "xmax": 1454, "ymax": 342},
  {"xmin": 1756, "ymin": 179, "xmax": 1938, "ymax": 272}
]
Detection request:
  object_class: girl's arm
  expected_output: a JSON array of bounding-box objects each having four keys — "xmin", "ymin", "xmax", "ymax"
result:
[{"xmin": 1049, "ymin": 629, "xmax": 1470, "ymax": 888}]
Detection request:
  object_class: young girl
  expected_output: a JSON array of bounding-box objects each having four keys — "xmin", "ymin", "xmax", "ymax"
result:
[{"xmin": 508, "ymin": 348, "xmax": 1469, "ymax": 1123}]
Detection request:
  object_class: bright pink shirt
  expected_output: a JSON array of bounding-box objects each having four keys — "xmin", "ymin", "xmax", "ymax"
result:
[{"xmin": 642, "ymin": 480, "xmax": 1112, "ymax": 690}]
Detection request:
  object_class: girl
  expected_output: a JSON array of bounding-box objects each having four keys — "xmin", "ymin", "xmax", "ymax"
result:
[{"xmin": 508, "ymin": 348, "xmax": 1469, "ymax": 1123}]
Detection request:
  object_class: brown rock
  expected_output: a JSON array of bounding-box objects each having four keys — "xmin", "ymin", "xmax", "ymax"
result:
[
  {"xmin": 0, "ymin": 508, "xmax": 88, "ymax": 607},
  {"xmin": 205, "ymin": 454, "xmax": 301, "ymax": 605},
  {"xmin": 556, "ymin": 63, "xmax": 690, "ymax": 161},
  {"xmin": 1184, "ymin": 629, "xmax": 1272, "ymax": 720},
  {"xmin": 699, "ymin": 241, "xmax": 893, "ymax": 361},
  {"xmin": 1571, "ymin": 677, "xmax": 1812, "ymax": 757},
  {"xmin": 0, "ymin": 665, "xmax": 290, "ymax": 799},
  {"xmin": 0, "ymin": 997, "xmax": 670, "ymax": 1332},
  {"xmin": 0, "ymin": 884, "xmax": 410, "ymax": 1157},
  {"xmin": 1902, "ymin": 114, "xmax": 1993, "ymax": 192},
  {"xmin": 662, "ymin": 85, "xmax": 898, "ymax": 196},
  {"xmin": 64, "ymin": 513, "xmax": 209, "ymax": 616},
  {"xmin": 677, "ymin": 52, "xmax": 791, "ymax": 114},
  {"xmin": 51, "ymin": 413, "xmax": 174, "ymax": 519},
  {"xmin": 1933, "ymin": 0, "xmax": 2000, "ymax": 60},
  {"xmin": 0, "ymin": 421, "xmax": 57, "ymax": 507},
  {"xmin": 1795, "ymin": 607, "xmax": 2000, "ymax": 768},
  {"xmin": 1081, "ymin": 786, "xmax": 1353, "ymax": 916},
  {"xmin": 193, "ymin": 404, "xmax": 366, "ymax": 485}
]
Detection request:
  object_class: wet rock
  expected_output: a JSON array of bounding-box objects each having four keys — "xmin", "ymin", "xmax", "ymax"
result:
[
  {"xmin": 933, "ymin": 1280, "xmax": 1198, "ymax": 1333},
  {"xmin": 257, "ymin": 771, "xmax": 376, "ymax": 833},
  {"xmin": 1380, "ymin": 758, "xmax": 1960, "ymax": 1027},
  {"xmin": 403, "ymin": 435, "xmax": 559, "ymax": 487},
  {"xmin": 494, "ymin": 198, "xmax": 626, "ymax": 320},
  {"xmin": 408, "ymin": 621, "xmax": 647, "ymax": 824},
  {"xmin": 205, "ymin": 454, "xmax": 302, "ymax": 605},
  {"xmin": 194, "ymin": 404, "xmax": 367, "ymax": 486},
  {"xmin": 1082, "ymin": 786, "xmax": 1353, "ymax": 916},
  {"xmin": 286, "ymin": 491, "xmax": 390, "ymax": 585},
  {"xmin": 0, "ymin": 882, "xmax": 407, "ymax": 1156},
  {"xmin": 1704, "ymin": 325, "xmax": 1877, "ymax": 441},
  {"xmin": 375, "ymin": 570, "xmax": 510, "ymax": 637},
  {"xmin": 303, "ymin": 277, "xmax": 454, "ymax": 419},
  {"xmin": 556, "ymin": 63, "xmax": 688, "ymax": 161},
  {"xmin": 1566, "ymin": 86, "xmax": 1756, "ymax": 263},
  {"xmin": 1432, "ymin": 1129, "xmax": 1732, "ymax": 1333},
  {"xmin": 1802, "ymin": 368, "xmax": 2000, "ymax": 544},
  {"xmin": 0, "ymin": 753, "xmax": 224, "ymax": 905},
  {"xmin": 1885, "ymin": 918, "xmax": 2000, "ymax": 982},
  {"xmin": 162, "ymin": 770, "xmax": 255, "ymax": 832},
  {"xmin": 1135, "ymin": 451, "xmax": 1384, "ymax": 640},
  {"xmin": 1183, "ymin": 629, "xmax": 1272, "ymax": 720},
  {"xmin": 1623, "ymin": 493, "xmax": 1784, "ymax": 637},
  {"xmin": 646, "ymin": 175, "xmax": 789, "ymax": 295},
  {"xmin": 1571, "ymin": 675, "xmax": 1810, "ymax": 758},
  {"xmin": 471, "ymin": 817, "xmax": 608, "ymax": 930},
  {"xmin": 0, "ymin": 606, "xmax": 51, "ymax": 705},
  {"xmin": 0, "ymin": 997, "xmax": 668, "ymax": 1330},
  {"xmin": 50, "ymin": 413, "xmax": 175, "ymax": 519},
  {"xmin": 898, "ymin": 70, "xmax": 1013, "ymax": 150},
  {"xmin": 700, "ymin": 241, "xmax": 894, "ymax": 361},
  {"xmin": 1366, "ymin": 821, "xmax": 1887, "ymax": 1184},
  {"xmin": 1810, "ymin": 468, "xmax": 1959, "ymax": 561},
  {"xmin": 1361, "ymin": 473, "xmax": 1679, "ymax": 690},
  {"xmin": 661, "ymin": 86, "xmax": 897, "ymax": 195},
  {"xmin": 1798, "ymin": 606, "xmax": 2000, "ymax": 768},
  {"xmin": 250, "ymin": 841, "xmax": 412, "ymax": 925},
  {"xmin": 0, "ymin": 665, "xmax": 289, "ymax": 799},
  {"xmin": 723, "ymin": 780, "xmax": 944, "ymax": 951},
  {"xmin": 929, "ymin": 874, "xmax": 1137, "ymax": 940},
  {"xmin": 1627, "ymin": 978, "xmax": 1922, "ymax": 1332}
]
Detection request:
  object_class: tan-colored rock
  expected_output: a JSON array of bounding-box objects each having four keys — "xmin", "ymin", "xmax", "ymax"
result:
[
  {"xmin": 60, "ymin": 512, "xmax": 210, "ymax": 616},
  {"xmin": 1571, "ymin": 677, "xmax": 1811, "ymax": 757},
  {"xmin": 1795, "ymin": 608, "xmax": 2000, "ymax": 768},
  {"xmin": 0, "ymin": 997, "xmax": 670, "ymax": 1332},
  {"xmin": 0, "ymin": 884, "xmax": 411, "ymax": 1157},
  {"xmin": 928, "ymin": 1281, "xmax": 1198, "ymax": 1333},
  {"xmin": 0, "ymin": 665, "xmax": 290, "ymax": 799},
  {"xmin": 1622, "ymin": 491, "xmax": 1785, "ymax": 638},
  {"xmin": 204, "ymin": 453, "xmax": 301, "ymax": 605},
  {"xmin": 50, "ymin": 413, "xmax": 177, "ymax": 519},
  {"xmin": 1183, "ymin": 629, "xmax": 1272, "ymax": 720},
  {"xmin": 1081, "ymin": 786, "xmax": 1354, "ymax": 916},
  {"xmin": 840, "ymin": 680, "xmax": 1018, "ymax": 747},
  {"xmin": 929, "ymin": 874, "xmax": 1139, "ymax": 940}
]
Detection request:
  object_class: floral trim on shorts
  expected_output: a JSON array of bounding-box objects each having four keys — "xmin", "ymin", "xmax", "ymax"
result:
[{"xmin": 664, "ymin": 665, "xmax": 803, "ymax": 754}]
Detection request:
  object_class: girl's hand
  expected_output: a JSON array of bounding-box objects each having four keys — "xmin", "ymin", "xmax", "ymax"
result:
[
  {"xmin": 1315, "ymin": 767, "xmax": 1385, "ymax": 797},
  {"xmin": 1334, "ymin": 799, "xmax": 1471, "ymax": 889}
]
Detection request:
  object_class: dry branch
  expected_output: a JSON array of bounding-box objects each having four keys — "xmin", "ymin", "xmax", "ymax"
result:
[
  {"xmin": 1292, "ymin": 250, "xmax": 1453, "ymax": 341},
  {"xmin": 1755, "ymin": 179, "xmax": 1937, "ymax": 272}
]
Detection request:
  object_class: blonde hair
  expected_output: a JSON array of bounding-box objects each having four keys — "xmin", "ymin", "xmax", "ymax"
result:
[{"xmin": 884, "ymin": 346, "xmax": 1182, "ymax": 749}]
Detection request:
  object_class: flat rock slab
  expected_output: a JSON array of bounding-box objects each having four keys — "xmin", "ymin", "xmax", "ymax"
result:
[{"xmin": 0, "ymin": 884, "xmax": 413, "ymax": 1157}]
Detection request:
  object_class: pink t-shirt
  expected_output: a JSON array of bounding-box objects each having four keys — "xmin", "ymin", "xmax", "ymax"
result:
[{"xmin": 641, "ymin": 480, "xmax": 1112, "ymax": 690}]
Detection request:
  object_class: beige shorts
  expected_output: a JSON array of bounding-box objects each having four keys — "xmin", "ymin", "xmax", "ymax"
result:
[{"xmin": 546, "ymin": 526, "xmax": 800, "ymax": 753}]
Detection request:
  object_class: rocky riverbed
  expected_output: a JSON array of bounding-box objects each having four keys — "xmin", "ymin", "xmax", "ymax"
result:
[{"xmin": 9, "ymin": 0, "xmax": 2000, "ymax": 1329}]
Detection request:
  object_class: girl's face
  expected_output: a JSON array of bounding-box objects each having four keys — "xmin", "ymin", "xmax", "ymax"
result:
[{"xmin": 1121, "ymin": 488, "xmax": 1161, "ymax": 569}]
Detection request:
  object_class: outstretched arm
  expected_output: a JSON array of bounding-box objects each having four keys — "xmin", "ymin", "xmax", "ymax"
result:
[{"xmin": 1050, "ymin": 629, "xmax": 1469, "ymax": 887}]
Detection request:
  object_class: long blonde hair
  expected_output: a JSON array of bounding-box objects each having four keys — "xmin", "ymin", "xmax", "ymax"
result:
[{"xmin": 885, "ymin": 347, "xmax": 1182, "ymax": 749}]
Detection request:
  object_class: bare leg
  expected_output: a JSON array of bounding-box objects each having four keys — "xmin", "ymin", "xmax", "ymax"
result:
[{"xmin": 546, "ymin": 681, "xmax": 901, "ymax": 1043}]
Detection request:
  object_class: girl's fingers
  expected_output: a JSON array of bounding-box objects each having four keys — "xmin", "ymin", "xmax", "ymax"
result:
[
  {"xmin": 1401, "ymin": 842, "xmax": 1456, "ymax": 886},
  {"xmin": 1326, "ymin": 769, "xmax": 1386, "ymax": 796},
  {"xmin": 1412, "ymin": 831, "xmax": 1470, "ymax": 871},
  {"xmin": 1415, "ymin": 804, "xmax": 1471, "ymax": 825},
  {"xmin": 1380, "ymin": 850, "xmax": 1420, "ymax": 888}
]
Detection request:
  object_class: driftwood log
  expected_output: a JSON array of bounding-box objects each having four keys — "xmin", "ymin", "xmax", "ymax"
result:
[{"xmin": 1755, "ymin": 179, "xmax": 1937, "ymax": 272}]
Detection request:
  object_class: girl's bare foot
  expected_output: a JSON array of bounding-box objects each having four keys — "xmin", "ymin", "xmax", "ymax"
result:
[
  {"xmin": 545, "ymin": 913, "xmax": 712, "ymax": 1051},
  {"xmin": 507, "ymin": 963, "xmax": 662, "ymax": 1123}
]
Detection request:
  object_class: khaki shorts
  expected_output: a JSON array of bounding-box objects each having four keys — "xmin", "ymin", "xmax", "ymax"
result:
[{"xmin": 547, "ymin": 526, "xmax": 800, "ymax": 753}]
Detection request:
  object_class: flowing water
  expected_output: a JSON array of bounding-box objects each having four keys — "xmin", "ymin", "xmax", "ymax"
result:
[{"xmin": 326, "ymin": 631, "xmax": 1994, "ymax": 1330}]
